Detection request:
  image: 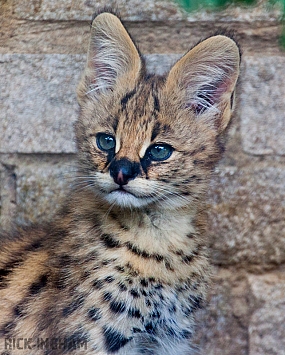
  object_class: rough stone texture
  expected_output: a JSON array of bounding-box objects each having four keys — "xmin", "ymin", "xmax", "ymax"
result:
[
  {"xmin": 195, "ymin": 268, "xmax": 250, "ymax": 355},
  {"xmin": 145, "ymin": 53, "xmax": 181, "ymax": 74},
  {"xmin": 12, "ymin": 0, "xmax": 282, "ymax": 22},
  {"xmin": 0, "ymin": 20, "xmax": 282, "ymax": 55},
  {"xmin": 240, "ymin": 55, "xmax": 285, "ymax": 155},
  {"xmin": 0, "ymin": 53, "xmax": 181, "ymax": 153},
  {"xmin": 0, "ymin": 155, "xmax": 76, "ymax": 225},
  {"xmin": 248, "ymin": 271, "xmax": 285, "ymax": 355},
  {"xmin": 0, "ymin": 162, "xmax": 17, "ymax": 230},
  {"xmin": 0, "ymin": 54, "xmax": 82, "ymax": 153},
  {"xmin": 207, "ymin": 165, "xmax": 285, "ymax": 269}
]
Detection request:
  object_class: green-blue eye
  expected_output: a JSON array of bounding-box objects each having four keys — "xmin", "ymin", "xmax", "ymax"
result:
[
  {"xmin": 148, "ymin": 144, "xmax": 173, "ymax": 161},
  {"xmin": 96, "ymin": 133, "xmax": 116, "ymax": 152}
]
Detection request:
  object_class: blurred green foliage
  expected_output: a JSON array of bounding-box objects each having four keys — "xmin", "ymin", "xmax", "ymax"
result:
[
  {"xmin": 174, "ymin": 0, "xmax": 284, "ymax": 11},
  {"xmin": 174, "ymin": 0, "xmax": 285, "ymax": 47},
  {"xmin": 175, "ymin": 0, "xmax": 257, "ymax": 11}
]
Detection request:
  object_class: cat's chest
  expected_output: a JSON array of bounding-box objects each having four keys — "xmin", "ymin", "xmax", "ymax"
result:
[
  {"xmin": 56, "ymin": 209, "xmax": 204, "ymax": 353},
  {"xmin": 83, "ymin": 278, "xmax": 195, "ymax": 354}
]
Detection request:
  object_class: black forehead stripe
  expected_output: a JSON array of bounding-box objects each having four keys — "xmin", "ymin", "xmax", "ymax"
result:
[
  {"xmin": 151, "ymin": 121, "xmax": 161, "ymax": 142},
  {"xmin": 151, "ymin": 79, "xmax": 160, "ymax": 112},
  {"xmin": 111, "ymin": 116, "xmax": 119, "ymax": 131},
  {"xmin": 103, "ymin": 327, "xmax": 132, "ymax": 353},
  {"xmin": 120, "ymin": 89, "xmax": 137, "ymax": 109},
  {"xmin": 153, "ymin": 92, "xmax": 160, "ymax": 112}
]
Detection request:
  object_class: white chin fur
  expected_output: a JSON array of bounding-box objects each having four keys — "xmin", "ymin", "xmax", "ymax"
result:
[
  {"xmin": 104, "ymin": 190, "xmax": 153, "ymax": 208},
  {"xmin": 103, "ymin": 190, "xmax": 190, "ymax": 210}
]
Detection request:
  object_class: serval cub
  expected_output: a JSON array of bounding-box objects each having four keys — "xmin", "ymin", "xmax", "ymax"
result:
[{"xmin": 0, "ymin": 11, "xmax": 240, "ymax": 355}]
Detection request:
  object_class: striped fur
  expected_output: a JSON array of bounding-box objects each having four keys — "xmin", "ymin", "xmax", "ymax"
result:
[{"xmin": 0, "ymin": 11, "xmax": 240, "ymax": 355}]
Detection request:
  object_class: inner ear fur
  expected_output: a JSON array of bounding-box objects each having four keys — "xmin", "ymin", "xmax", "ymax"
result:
[
  {"xmin": 77, "ymin": 12, "xmax": 142, "ymax": 105},
  {"xmin": 165, "ymin": 35, "xmax": 240, "ymax": 132}
]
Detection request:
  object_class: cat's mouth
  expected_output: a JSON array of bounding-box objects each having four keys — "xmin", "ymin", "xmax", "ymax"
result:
[
  {"xmin": 115, "ymin": 187, "xmax": 129, "ymax": 193},
  {"xmin": 112, "ymin": 187, "xmax": 146, "ymax": 199},
  {"xmin": 110, "ymin": 186, "xmax": 134, "ymax": 197},
  {"xmin": 105, "ymin": 186, "xmax": 153, "ymax": 208}
]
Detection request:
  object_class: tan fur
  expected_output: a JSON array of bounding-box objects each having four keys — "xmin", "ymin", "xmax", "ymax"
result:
[{"xmin": 0, "ymin": 12, "xmax": 240, "ymax": 355}]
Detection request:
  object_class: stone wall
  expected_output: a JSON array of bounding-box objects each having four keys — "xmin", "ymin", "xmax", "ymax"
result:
[{"xmin": 1, "ymin": 1, "xmax": 285, "ymax": 354}]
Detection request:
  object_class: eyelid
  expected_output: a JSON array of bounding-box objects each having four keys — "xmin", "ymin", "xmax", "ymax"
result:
[{"xmin": 149, "ymin": 142, "xmax": 174, "ymax": 150}]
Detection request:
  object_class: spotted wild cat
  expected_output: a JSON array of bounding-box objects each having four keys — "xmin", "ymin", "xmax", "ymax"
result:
[{"xmin": 0, "ymin": 11, "xmax": 240, "ymax": 355}]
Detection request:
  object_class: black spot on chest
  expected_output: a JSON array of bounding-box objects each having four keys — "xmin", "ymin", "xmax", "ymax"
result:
[
  {"xmin": 118, "ymin": 281, "xmax": 128, "ymax": 291},
  {"xmin": 105, "ymin": 275, "xmax": 115, "ymax": 283},
  {"xmin": 93, "ymin": 278, "xmax": 105, "ymax": 289},
  {"xmin": 128, "ymin": 308, "xmax": 142, "ymax": 318},
  {"xmin": 1, "ymin": 321, "xmax": 16, "ymax": 336},
  {"xmin": 24, "ymin": 240, "xmax": 43, "ymax": 252},
  {"xmin": 0, "ymin": 258, "xmax": 25, "ymax": 288},
  {"xmin": 88, "ymin": 307, "xmax": 102, "ymax": 322},
  {"xmin": 103, "ymin": 292, "xmax": 113, "ymax": 302},
  {"xmin": 100, "ymin": 234, "xmax": 120, "ymax": 248},
  {"xmin": 140, "ymin": 278, "xmax": 149, "ymax": 287},
  {"xmin": 29, "ymin": 274, "xmax": 48, "ymax": 295},
  {"xmin": 0, "ymin": 268, "xmax": 13, "ymax": 288},
  {"xmin": 103, "ymin": 327, "xmax": 132, "ymax": 353},
  {"xmin": 14, "ymin": 304, "xmax": 24, "ymax": 317},
  {"xmin": 58, "ymin": 254, "xmax": 72, "ymax": 267},
  {"xmin": 109, "ymin": 300, "xmax": 126, "ymax": 314},
  {"xmin": 130, "ymin": 289, "xmax": 140, "ymax": 298},
  {"xmin": 145, "ymin": 321, "xmax": 156, "ymax": 334}
]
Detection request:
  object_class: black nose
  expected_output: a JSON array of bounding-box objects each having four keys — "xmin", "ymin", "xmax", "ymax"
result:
[{"xmin": 109, "ymin": 158, "xmax": 140, "ymax": 186}]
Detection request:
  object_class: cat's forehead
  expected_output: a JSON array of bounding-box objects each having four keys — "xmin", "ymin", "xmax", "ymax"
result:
[
  {"xmin": 119, "ymin": 76, "xmax": 161, "ymax": 115},
  {"xmin": 114, "ymin": 76, "xmax": 163, "ymax": 135}
]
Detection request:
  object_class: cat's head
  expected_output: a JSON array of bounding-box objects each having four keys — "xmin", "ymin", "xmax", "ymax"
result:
[{"xmin": 75, "ymin": 12, "xmax": 240, "ymax": 210}]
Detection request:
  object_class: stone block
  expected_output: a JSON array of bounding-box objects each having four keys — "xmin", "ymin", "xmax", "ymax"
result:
[
  {"xmin": 12, "ymin": 0, "xmax": 282, "ymax": 22},
  {"xmin": 240, "ymin": 55, "xmax": 285, "ymax": 155},
  {"xmin": 248, "ymin": 272, "xmax": 285, "ymax": 355},
  {"xmin": 0, "ymin": 53, "xmax": 181, "ymax": 153},
  {"xmin": 0, "ymin": 54, "xmax": 82, "ymax": 153},
  {"xmin": 0, "ymin": 162, "xmax": 17, "ymax": 230},
  {"xmin": 0, "ymin": 20, "xmax": 281, "ymax": 56},
  {"xmin": 207, "ymin": 164, "xmax": 285, "ymax": 269},
  {"xmin": 194, "ymin": 268, "xmax": 250, "ymax": 355},
  {"xmin": 145, "ymin": 54, "xmax": 181, "ymax": 75},
  {"xmin": 13, "ymin": 155, "xmax": 75, "ymax": 224}
]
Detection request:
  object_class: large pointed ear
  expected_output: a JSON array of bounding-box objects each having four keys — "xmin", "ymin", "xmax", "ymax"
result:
[
  {"xmin": 165, "ymin": 35, "xmax": 240, "ymax": 132},
  {"xmin": 77, "ymin": 12, "xmax": 142, "ymax": 105}
]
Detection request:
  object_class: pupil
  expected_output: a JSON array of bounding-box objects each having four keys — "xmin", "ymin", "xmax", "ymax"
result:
[
  {"xmin": 152, "ymin": 145, "xmax": 168, "ymax": 159},
  {"xmin": 105, "ymin": 137, "xmax": 113, "ymax": 147},
  {"xmin": 156, "ymin": 147, "xmax": 164, "ymax": 155}
]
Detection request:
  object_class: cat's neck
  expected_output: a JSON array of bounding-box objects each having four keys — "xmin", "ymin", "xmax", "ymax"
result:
[
  {"xmin": 59, "ymin": 190, "xmax": 206, "ymax": 283},
  {"xmin": 103, "ymin": 204, "xmax": 197, "ymax": 233},
  {"xmin": 67, "ymin": 189, "xmax": 200, "ymax": 240}
]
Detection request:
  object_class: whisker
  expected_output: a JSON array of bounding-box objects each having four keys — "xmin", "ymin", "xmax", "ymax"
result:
[{"xmin": 103, "ymin": 201, "xmax": 117, "ymax": 222}]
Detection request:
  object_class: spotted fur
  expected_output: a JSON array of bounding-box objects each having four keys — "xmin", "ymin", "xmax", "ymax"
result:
[{"xmin": 0, "ymin": 11, "xmax": 240, "ymax": 355}]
